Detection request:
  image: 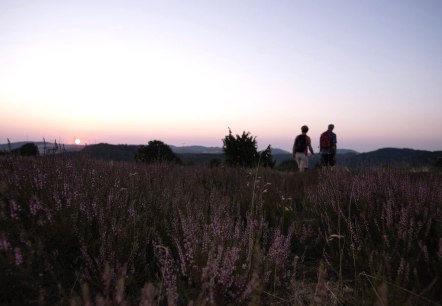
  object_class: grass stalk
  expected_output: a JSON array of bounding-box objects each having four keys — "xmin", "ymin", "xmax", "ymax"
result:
[
  {"xmin": 247, "ymin": 154, "xmax": 262, "ymax": 274},
  {"xmin": 360, "ymin": 272, "xmax": 441, "ymax": 306}
]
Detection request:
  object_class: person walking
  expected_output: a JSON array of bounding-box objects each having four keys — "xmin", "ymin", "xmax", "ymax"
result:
[
  {"xmin": 292, "ymin": 125, "xmax": 314, "ymax": 172},
  {"xmin": 320, "ymin": 124, "xmax": 337, "ymax": 167}
]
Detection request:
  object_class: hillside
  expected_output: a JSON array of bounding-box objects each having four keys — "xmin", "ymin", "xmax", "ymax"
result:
[
  {"xmin": 78, "ymin": 143, "xmax": 139, "ymax": 161},
  {"xmin": 2, "ymin": 142, "xmax": 441, "ymax": 169},
  {"xmin": 73, "ymin": 145, "xmax": 441, "ymax": 169},
  {"xmin": 342, "ymin": 148, "xmax": 442, "ymax": 168},
  {"xmin": 0, "ymin": 141, "xmax": 83, "ymax": 154}
]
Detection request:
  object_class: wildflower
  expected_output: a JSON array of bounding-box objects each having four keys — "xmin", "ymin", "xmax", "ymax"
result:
[
  {"xmin": 29, "ymin": 198, "xmax": 43, "ymax": 216},
  {"xmin": 14, "ymin": 247, "xmax": 23, "ymax": 265},
  {"xmin": 0, "ymin": 233, "xmax": 9, "ymax": 251},
  {"xmin": 10, "ymin": 200, "xmax": 20, "ymax": 219}
]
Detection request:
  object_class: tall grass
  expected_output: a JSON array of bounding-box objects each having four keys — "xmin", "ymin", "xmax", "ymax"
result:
[
  {"xmin": 0, "ymin": 155, "xmax": 440, "ymax": 305},
  {"xmin": 306, "ymin": 167, "xmax": 441, "ymax": 305}
]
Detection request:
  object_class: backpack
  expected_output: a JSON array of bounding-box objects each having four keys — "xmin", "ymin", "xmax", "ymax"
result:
[
  {"xmin": 294, "ymin": 135, "xmax": 307, "ymax": 152},
  {"xmin": 320, "ymin": 131, "xmax": 331, "ymax": 149}
]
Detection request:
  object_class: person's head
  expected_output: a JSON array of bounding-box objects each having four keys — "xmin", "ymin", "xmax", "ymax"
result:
[
  {"xmin": 328, "ymin": 124, "xmax": 334, "ymax": 131},
  {"xmin": 301, "ymin": 125, "xmax": 309, "ymax": 133}
]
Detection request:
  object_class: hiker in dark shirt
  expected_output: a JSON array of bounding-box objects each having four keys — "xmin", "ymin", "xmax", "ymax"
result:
[
  {"xmin": 292, "ymin": 125, "xmax": 314, "ymax": 172},
  {"xmin": 320, "ymin": 124, "xmax": 337, "ymax": 167}
]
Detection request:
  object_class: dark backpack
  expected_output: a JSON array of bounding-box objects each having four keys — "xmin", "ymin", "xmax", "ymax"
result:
[
  {"xmin": 320, "ymin": 131, "xmax": 331, "ymax": 149},
  {"xmin": 294, "ymin": 135, "xmax": 307, "ymax": 152}
]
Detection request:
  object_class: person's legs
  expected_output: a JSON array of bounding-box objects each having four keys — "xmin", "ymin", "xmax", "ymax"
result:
[
  {"xmin": 301, "ymin": 154, "xmax": 309, "ymax": 171},
  {"xmin": 296, "ymin": 153, "xmax": 304, "ymax": 172},
  {"xmin": 294, "ymin": 153, "xmax": 301, "ymax": 171},
  {"xmin": 295, "ymin": 153, "xmax": 305, "ymax": 172},
  {"xmin": 320, "ymin": 154, "xmax": 328, "ymax": 167},
  {"xmin": 330, "ymin": 154, "xmax": 336, "ymax": 167},
  {"xmin": 295, "ymin": 153, "xmax": 308, "ymax": 172},
  {"xmin": 321, "ymin": 154, "xmax": 334, "ymax": 167}
]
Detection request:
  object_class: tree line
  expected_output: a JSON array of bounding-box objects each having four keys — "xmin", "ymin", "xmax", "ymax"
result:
[
  {"xmin": 136, "ymin": 128, "xmax": 275, "ymax": 168},
  {"xmin": 2, "ymin": 129, "xmax": 276, "ymax": 168}
]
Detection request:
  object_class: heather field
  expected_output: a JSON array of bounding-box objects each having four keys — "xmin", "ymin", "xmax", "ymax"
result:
[{"xmin": 0, "ymin": 155, "xmax": 441, "ymax": 305}]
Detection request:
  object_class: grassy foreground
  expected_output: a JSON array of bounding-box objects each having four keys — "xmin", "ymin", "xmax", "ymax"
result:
[{"xmin": 0, "ymin": 155, "xmax": 441, "ymax": 305}]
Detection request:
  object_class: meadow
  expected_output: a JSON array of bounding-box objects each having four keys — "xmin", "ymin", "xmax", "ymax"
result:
[{"xmin": 0, "ymin": 154, "xmax": 441, "ymax": 305}]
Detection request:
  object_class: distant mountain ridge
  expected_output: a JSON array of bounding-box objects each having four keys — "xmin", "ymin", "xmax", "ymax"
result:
[
  {"xmin": 0, "ymin": 141, "xmax": 354, "ymax": 155},
  {"xmin": 0, "ymin": 141, "xmax": 84, "ymax": 154},
  {"xmin": 169, "ymin": 145, "xmax": 223, "ymax": 154},
  {"xmin": 1, "ymin": 141, "xmax": 441, "ymax": 169},
  {"xmin": 345, "ymin": 147, "xmax": 442, "ymax": 168}
]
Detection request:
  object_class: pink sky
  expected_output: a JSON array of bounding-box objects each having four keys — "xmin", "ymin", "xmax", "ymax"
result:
[{"xmin": 1, "ymin": 0, "xmax": 441, "ymax": 153}]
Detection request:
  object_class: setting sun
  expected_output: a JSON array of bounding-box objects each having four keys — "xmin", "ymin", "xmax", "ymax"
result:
[{"xmin": 0, "ymin": 1, "xmax": 441, "ymax": 153}]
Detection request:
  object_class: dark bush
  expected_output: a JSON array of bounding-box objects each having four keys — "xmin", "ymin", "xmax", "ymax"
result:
[{"xmin": 135, "ymin": 140, "xmax": 181, "ymax": 164}]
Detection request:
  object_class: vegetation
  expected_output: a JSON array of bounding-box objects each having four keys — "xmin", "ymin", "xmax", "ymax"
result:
[
  {"xmin": 259, "ymin": 145, "xmax": 276, "ymax": 168},
  {"xmin": 222, "ymin": 128, "xmax": 275, "ymax": 168},
  {"xmin": 135, "ymin": 140, "xmax": 181, "ymax": 164},
  {"xmin": 0, "ymin": 154, "xmax": 440, "ymax": 305},
  {"xmin": 81, "ymin": 143, "xmax": 139, "ymax": 161},
  {"xmin": 11, "ymin": 142, "xmax": 39, "ymax": 156}
]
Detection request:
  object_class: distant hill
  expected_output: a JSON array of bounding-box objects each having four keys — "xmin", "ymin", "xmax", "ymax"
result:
[
  {"xmin": 2, "ymin": 141, "xmax": 440, "ymax": 169},
  {"xmin": 343, "ymin": 148, "xmax": 442, "ymax": 168},
  {"xmin": 0, "ymin": 141, "xmax": 83, "ymax": 154},
  {"xmin": 336, "ymin": 149, "xmax": 358, "ymax": 154},
  {"xmin": 78, "ymin": 143, "xmax": 139, "ymax": 161},
  {"xmin": 170, "ymin": 145, "xmax": 223, "ymax": 154}
]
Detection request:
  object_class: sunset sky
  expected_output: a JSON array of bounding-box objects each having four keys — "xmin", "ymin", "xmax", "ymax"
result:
[{"xmin": 1, "ymin": 0, "xmax": 441, "ymax": 153}]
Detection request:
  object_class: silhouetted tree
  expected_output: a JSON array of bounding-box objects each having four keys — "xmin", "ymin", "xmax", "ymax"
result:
[
  {"xmin": 222, "ymin": 128, "xmax": 274, "ymax": 168},
  {"xmin": 14, "ymin": 143, "xmax": 39, "ymax": 156},
  {"xmin": 259, "ymin": 145, "xmax": 276, "ymax": 168},
  {"xmin": 135, "ymin": 140, "xmax": 181, "ymax": 164}
]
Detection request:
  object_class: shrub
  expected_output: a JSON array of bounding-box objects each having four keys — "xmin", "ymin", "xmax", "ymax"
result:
[
  {"xmin": 222, "ymin": 128, "xmax": 275, "ymax": 168},
  {"xmin": 12, "ymin": 142, "xmax": 39, "ymax": 156},
  {"xmin": 135, "ymin": 140, "xmax": 181, "ymax": 164}
]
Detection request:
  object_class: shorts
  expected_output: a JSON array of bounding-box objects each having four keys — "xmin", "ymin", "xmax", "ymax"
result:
[{"xmin": 294, "ymin": 152, "xmax": 309, "ymax": 171}]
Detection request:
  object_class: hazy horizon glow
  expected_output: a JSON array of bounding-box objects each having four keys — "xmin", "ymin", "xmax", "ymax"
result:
[{"xmin": 1, "ymin": 0, "xmax": 441, "ymax": 153}]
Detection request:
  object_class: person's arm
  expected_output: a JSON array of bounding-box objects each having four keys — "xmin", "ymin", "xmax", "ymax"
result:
[
  {"xmin": 308, "ymin": 136, "xmax": 314, "ymax": 155},
  {"xmin": 292, "ymin": 139, "xmax": 296, "ymax": 159},
  {"xmin": 331, "ymin": 133, "xmax": 337, "ymax": 155}
]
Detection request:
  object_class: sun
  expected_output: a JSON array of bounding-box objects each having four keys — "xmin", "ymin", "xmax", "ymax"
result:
[{"xmin": 74, "ymin": 138, "xmax": 81, "ymax": 145}]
